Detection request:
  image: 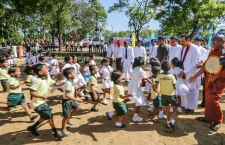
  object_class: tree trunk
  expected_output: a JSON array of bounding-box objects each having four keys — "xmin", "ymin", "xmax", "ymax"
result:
[
  {"xmin": 57, "ymin": 14, "xmax": 62, "ymax": 52},
  {"xmin": 135, "ymin": 30, "xmax": 140, "ymax": 42}
]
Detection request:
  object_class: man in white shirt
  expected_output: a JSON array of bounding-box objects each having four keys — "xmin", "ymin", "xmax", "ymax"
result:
[
  {"xmin": 106, "ymin": 38, "xmax": 114, "ymax": 67},
  {"xmin": 168, "ymin": 36, "xmax": 182, "ymax": 62},
  {"xmin": 178, "ymin": 34, "xmax": 201, "ymax": 114},
  {"xmin": 133, "ymin": 40, "xmax": 147, "ymax": 68},
  {"xmin": 148, "ymin": 39, "xmax": 158, "ymax": 62},
  {"xmin": 114, "ymin": 40, "xmax": 124, "ymax": 72},
  {"xmin": 121, "ymin": 41, "xmax": 134, "ymax": 82}
]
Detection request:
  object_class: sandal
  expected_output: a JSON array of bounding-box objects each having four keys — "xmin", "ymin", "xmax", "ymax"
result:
[
  {"xmin": 208, "ymin": 123, "xmax": 221, "ymax": 131},
  {"xmin": 195, "ymin": 117, "xmax": 208, "ymax": 122}
]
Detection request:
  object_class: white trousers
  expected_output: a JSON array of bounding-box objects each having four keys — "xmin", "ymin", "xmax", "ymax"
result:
[
  {"xmin": 123, "ymin": 59, "xmax": 132, "ymax": 81},
  {"xmin": 183, "ymin": 89, "xmax": 199, "ymax": 110}
]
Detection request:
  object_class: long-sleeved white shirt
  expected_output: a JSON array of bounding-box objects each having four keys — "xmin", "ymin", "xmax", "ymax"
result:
[
  {"xmin": 148, "ymin": 45, "xmax": 158, "ymax": 63},
  {"xmin": 168, "ymin": 44, "xmax": 182, "ymax": 62},
  {"xmin": 114, "ymin": 46, "xmax": 124, "ymax": 59},
  {"xmin": 107, "ymin": 44, "xmax": 114, "ymax": 58},
  {"xmin": 121, "ymin": 46, "xmax": 134, "ymax": 63},
  {"xmin": 134, "ymin": 46, "xmax": 147, "ymax": 61}
]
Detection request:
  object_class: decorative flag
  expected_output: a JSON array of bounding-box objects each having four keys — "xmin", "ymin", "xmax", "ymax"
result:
[
  {"xmin": 121, "ymin": 37, "xmax": 124, "ymax": 46},
  {"xmin": 132, "ymin": 33, "xmax": 135, "ymax": 47}
]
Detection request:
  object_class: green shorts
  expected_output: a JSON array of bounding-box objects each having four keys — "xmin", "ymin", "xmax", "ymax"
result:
[
  {"xmin": 7, "ymin": 93, "xmax": 26, "ymax": 109},
  {"xmin": 62, "ymin": 99, "xmax": 79, "ymax": 118},
  {"xmin": 34, "ymin": 103, "xmax": 53, "ymax": 120},
  {"xmin": 161, "ymin": 95, "xmax": 178, "ymax": 107},
  {"xmin": 153, "ymin": 95, "xmax": 162, "ymax": 108},
  {"xmin": 89, "ymin": 91, "xmax": 100, "ymax": 101},
  {"xmin": 1, "ymin": 79, "xmax": 8, "ymax": 92},
  {"xmin": 113, "ymin": 102, "xmax": 127, "ymax": 116}
]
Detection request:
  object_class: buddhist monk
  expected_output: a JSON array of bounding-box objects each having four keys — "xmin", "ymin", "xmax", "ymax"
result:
[{"xmin": 188, "ymin": 35, "xmax": 225, "ymax": 131}]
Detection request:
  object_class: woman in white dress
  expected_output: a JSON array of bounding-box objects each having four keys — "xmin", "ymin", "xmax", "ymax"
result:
[
  {"xmin": 12, "ymin": 43, "xmax": 17, "ymax": 58},
  {"xmin": 170, "ymin": 57, "xmax": 190, "ymax": 112},
  {"xmin": 99, "ymin": 58, "xmax": 113, "ymax": 105},
  {"xmin": 128, "ymin": 57, "xmax": 152, "ymax": 122}
]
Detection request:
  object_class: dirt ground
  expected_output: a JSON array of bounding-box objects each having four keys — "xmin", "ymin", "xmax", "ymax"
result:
[{"xmin": 0, "ymin": 57, "xmax": 225, "ymax": 145}]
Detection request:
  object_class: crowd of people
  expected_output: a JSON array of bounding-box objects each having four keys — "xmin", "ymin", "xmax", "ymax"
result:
[{"xmin": 0, "ymin": 34, "xmax": 225, "ymax": 139}]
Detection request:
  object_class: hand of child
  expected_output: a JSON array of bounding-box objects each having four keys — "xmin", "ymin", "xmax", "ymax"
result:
[
  {"xmin": 129, "ymin": 93, "xmax": 134, "ymax": 97},
  {"xmin": 76, "ymin": 98, "xmax": 83, "ymax": 103}
]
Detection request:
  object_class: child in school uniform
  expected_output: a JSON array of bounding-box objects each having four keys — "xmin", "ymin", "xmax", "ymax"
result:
[
  {"xmin": 0, "ymin": 67, "xmax": 38, "ymax": 121},
  {"xmin": 0, "ymin": 57, "xmax": 10, "ymax": 92},
  {"xmin": 128, "ymin": 57, "xmax": 152, "ymax": 122},
  {"xmin": 146, "ymin": 65, "xmax": 161, "ymax": 123},
  {"xmin": 72, "ymin": 55, "xmax": 87, "ymax": 97},
  {"xmin": 61, "ymin": 67, "xmax": 83, "ymax": 136},
  {"xmin": 30, "ymin": 52, "xmax": 38, "ymax": 64},
  {"xmin": 106, "ymin": 70, "xmax": 134, "ymax": 128},
  {"xmin": 155, "ymin": 60, "xmax": 178, "ymax": 131},
  {"xmin": 88, "ymin": 65, "xmax": 100, "ymax": 112},
  {"xmin": 50, "ymin": 54, "xmax": 60, "ymax": 79},
  {"xmin": 90, "ymin": 54, "xmax": 96, "ymax": 65},
  {"xmin": 83, "ymin": 59, "xmax": 91, "ymax": 83},
  {"xmin": 99, "ymin": 58, "xmax": 114, "ymax": 105},
  {"xmin": 6, "ymin": 54, "xmax": 16, "ymax": 68},
  {"xmin": 37, "ymin": 50, "xmax": 44, "ymax": 62},
  {"xmin": 170, "ymin": 57, "xmax": 190, "ymax": 113},
  {"xmin": 27, "ymin": 64, "xmax": 64, "ymax": 138},
  {"xmin": 25, "ymin": 49, "xmax": 32, "ymax": 64},
  {"xmin": 24, "ymin": 65, "xmax": 37, "ymax": 108},
  {"xmin": 46, "ymin": 52, "xmax": 52, "ymax": 65}
]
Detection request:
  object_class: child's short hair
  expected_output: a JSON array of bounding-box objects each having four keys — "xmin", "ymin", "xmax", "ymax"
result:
[
  {"xmin": 151, "ymin": 66, "xmax": 160, "ymax": 75},
  {"xmin": 46, "ymin": 51, "xmax": 50, "ymax": 56},
  {"xmin": 33, "ymin": 64, "xmax": 44, "ymax": 75},
  {"xmin": 85, "ymin": 59, "xmax": 90, "ymax": 64},
  {"xmin": 111, "ymin": 70, "xmax": 122, "ymax": 83},
  {"xmin": 63, "ymin": 67, "xmax": 75, "ymax": 78},
  {"xmin": 8, "ymin": 67, "xmax": 18, "ymax": 75},
  {"xmin": 33, "ymin": 51, "xmax": 37, "ymax": 55},
  {"xmin": 89, "ymin": 65, "xmax": 96, "ymax": 74},
  {"xmin": 171, "ymin": 57, "xmax": 181, "ymax": 68},
  {"xmin": 90, "ymin": 54, "xmax": 95, "ymax": 58},
  {"xmin": 134, "ymin": 57, "xmax": 144, "ymax": 67},
  {"xmin": 102, "ymin": 58, "xmax": 108, "ymax": 63},
  {"xmin": 6, "ymin": 54, "xmax": 10, "ymax": 58},
  {"xmin": 161, "ymin": 60, "xmax": 171, "ymax": 72},
  {"xmin": 24, "ymin": 65, "xmax": 34, "ymax": 74},
  {"xmin": 38, "ymin": 50, "xmax": 42, "ymax": 53},
  {"xmin": 39, "ymin": 56, "xmax": 45, "ymax": 61},
  {"xmin": 150, "ymin": 58, "xmax": 161, "ymax": 67},
  {"xmin": 71, "ymin": 55, "xmax": 76, "ymax": 59},
  {"xmin": 0, "ymin": 56, "xmax": 7, "ymax": 63},
  {"xmin": 52, "ymin": 54, "xmax": 57, "ymax": 57},
  {"xmin": 64, "ymin": 55, "xmax": 72, "ymax": 63}
]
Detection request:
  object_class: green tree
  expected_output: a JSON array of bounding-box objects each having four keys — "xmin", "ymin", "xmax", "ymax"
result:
[
  {"xmin": 152, "ymin": 0, "xmax": 225, "ymax": 40},
  {"xmin": 109, "ymin": 0, "xmax": 154, "ymax": 41}
]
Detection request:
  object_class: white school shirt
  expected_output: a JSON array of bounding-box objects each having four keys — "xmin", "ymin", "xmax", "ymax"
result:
[
  {"xmin": 148, "ymin": 45, "xmax": 158, "ymax": 63},
  {"xmin": 83, "ymin": 66, "xmax": 91, "ymax": 76},
  {"xmin": 121, "ymin": 46, "xmax": 134, "ymax": 63},
  {"xmin": 31, "ymin": 56, "xmax": 39, "ymax": 64},
  {"xmin": 103, "ymin": 44, "xmax": 107, "ymax": 51},
  {"xmin": 107, "ymin": 44, "xmax": 114, "ymax": 58},
  {"xmin": 46, "ymin": 56, "xmax": 52, "ymax": 65},
  {"xmin": 134, "ymin": 46, "xmax": 147, "ymax": 61},
  {"xmin": 73, "ymin": 63, "xmax": 81, "ymax": 74},
  {"xmin": 39, "ymin": 62, "xmax": 50, "ymax": 68},
  {"xmin": 90, "ymin": 60, "xmax": 96, "ymax": 65},
  {"xmin": 25, "ymin": 52, "xmax": 32, "ymax": 60},
  {"xmin": 51, "ymin": 59, "xmax": 59, "ymax": 67},
  {"xmin": 7, "ymin": 59, "xmax": 15, "ymax": 68},
  {"xmin": 99, "ymin": 65, "xmax": 113, "ymax": 80},
  {"xmin": 178, "ymin": 44, "xmax": 201, "ymax": 89},
  {"xmin": 114, "ymin": 46, "xmax": 124, "ymax": 59},
  {"xmin": 168, "ymin": 44, "xmax": 182, "ymax": 62}
]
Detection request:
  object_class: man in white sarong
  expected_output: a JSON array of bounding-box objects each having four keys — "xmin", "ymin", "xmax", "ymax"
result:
[{"xmin": 178, "ymin": 34, "xmax": 201, "ymax": 114}]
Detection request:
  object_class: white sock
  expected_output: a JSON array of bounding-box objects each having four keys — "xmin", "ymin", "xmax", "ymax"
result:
[
  {"xmin": 134, "ymin": 113, "xmax": 138, "ymax": 118},
  {"xmin": 167, "ymin": 120, "xmax": 170, "ymax": 124},
  {"xmin": 29, "ymin": 114, "xmax": 33, "ymax": 118},
  {"xmin": 108, "ymin": 111, "xmax": 114, "ymax": 117},
  {"xmin": 170, "ymin": 119, "xmax": 175, "ymax": 125},
  {"xmin": 159, "ymin": 111, "xmax": 163, "ymax": 115},
  {"xmin": 115, "ymin": 122, "xmax": 121, "ymax": 126}
]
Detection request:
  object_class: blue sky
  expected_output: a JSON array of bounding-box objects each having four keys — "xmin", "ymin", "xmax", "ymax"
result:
[{"xmin": 99, "ymin": 0, "xmax": 160, "ymax": 32}]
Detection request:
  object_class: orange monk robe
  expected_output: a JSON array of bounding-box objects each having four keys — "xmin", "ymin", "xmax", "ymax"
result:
[{"xmin": 204, "ymin": 49, "xmax": 225, "ymax": 123}]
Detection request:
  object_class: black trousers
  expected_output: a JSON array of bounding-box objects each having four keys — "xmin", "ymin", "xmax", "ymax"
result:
[
  {"xmin": 116, "ymin": 58, "xmax": 122, "ymax": 72},
  {"xmin": 103, "ymin": 51, "xmax": 107, "ymax": 57},
  {"xmin": 89, "ymin": 45, "xmax": 92, "ymax": 53},
  {"xmin": 109, "ymin": 58, "xmax": 113, "ymax": 67}
]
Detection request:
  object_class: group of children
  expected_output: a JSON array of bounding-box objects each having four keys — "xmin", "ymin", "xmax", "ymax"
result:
[{"xmin": 0, "ymin": 49, "xmax": 192, "ymax": 139}]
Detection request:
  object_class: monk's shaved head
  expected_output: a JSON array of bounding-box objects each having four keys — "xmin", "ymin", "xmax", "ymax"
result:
[{"xmin": 212, "ymin": 35, "xmax": 225, "ymax": 50}]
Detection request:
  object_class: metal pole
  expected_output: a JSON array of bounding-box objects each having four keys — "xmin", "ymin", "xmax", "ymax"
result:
[{"xmin": 111, "ymin": 25, "xmax": 113, "ymax": 33}]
